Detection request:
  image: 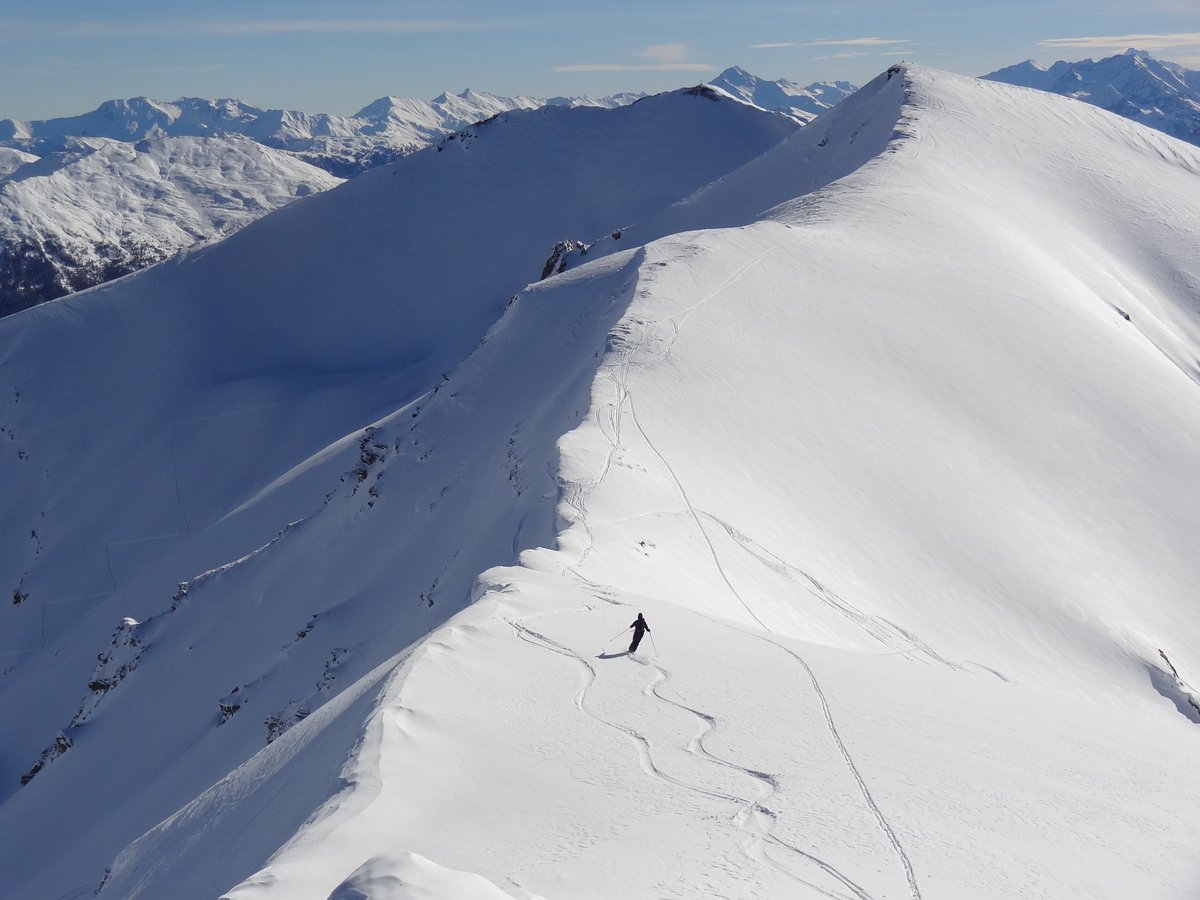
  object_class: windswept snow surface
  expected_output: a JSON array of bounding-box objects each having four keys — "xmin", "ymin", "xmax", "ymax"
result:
[{"xmin": 3, "ymin": 67, "xmax": 1200, "ymax": 899}]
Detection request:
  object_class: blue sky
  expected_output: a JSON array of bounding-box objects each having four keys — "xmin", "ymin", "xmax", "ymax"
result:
[{"xmin": 2, "ymin": 1, "xmax": 1198, "ymax": 120}]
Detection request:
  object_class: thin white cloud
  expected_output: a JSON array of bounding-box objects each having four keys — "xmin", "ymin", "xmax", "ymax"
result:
[
  {"xmin": 0, "ymin": 18, "xmax": 503, "ymax": 40},
  {"xmin": 749, "ymin": 42, "xmax": 798, "ymax": 50},
  {"xmin": 208, "ymin": 19, "xmax": 501, "ymax": 35},
  {"xmin": 804, "ymin": 37, "xmax": 911, "ymax": 47},
  {"xmin": 632, "ymin": 43, "xmax": 690, "ymax": 64},
  {"xmin": 558, "ymin": 41, "xmax": 710, "ymax": 74},
  {"xmin": 1038, "ymin": 32, "xmax": 1200, "ymax": 51},
  {"xmin": 812, "ymin": 52, "xmax": 869, "ymax": 60},
  {"xmin": 554, "ymin": 63, "xmax": 712, "ymax": 73},
  {"xmin": 149, "ymin": 64, "xmax": 228, "ymax": 75},
  {"xmin": 1138, "ymin": 0, "xmax": 1200, "ymax": 10}
]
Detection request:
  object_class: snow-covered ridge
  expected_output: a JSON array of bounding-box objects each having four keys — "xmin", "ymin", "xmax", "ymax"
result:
[
  {"xmin": 985, "ymin": 48, "xmax": 1200, "ymax": 147},
  {"xmin": 3, "ymin": 66, "xmax": 1200, "ymax": 899}
]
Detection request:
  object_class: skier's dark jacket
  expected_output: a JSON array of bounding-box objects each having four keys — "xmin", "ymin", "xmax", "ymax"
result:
[{"xmin": 630, "ymin": 615, "xmax": 650, "ymax": 637}]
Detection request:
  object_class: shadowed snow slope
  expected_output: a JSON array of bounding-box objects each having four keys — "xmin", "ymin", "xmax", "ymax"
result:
[{"xmin": 3, "ymin": 67, "xmax": 1200, "ymax": 900}]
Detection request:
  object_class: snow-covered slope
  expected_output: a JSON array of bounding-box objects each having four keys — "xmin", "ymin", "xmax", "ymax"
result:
[
  {"xmin": 0, "ymin": 135, "xmax": 341, "ymax": 317},
  {"xmin": 709, "ymin": 65, "xmax": 857, "ymax": 123},
  {"xmin": 985, "ymin": 48, "xmax": 1200, "ymax": 147},
  {"xmin": 3, "ymin": 67, "xmax": 1200, "ymax": 900}
]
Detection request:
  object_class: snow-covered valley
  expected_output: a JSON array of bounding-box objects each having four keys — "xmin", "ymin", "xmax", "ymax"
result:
[{"xmin": 2, "ymin": 66, "xmax": 1199, "ymax": 899}]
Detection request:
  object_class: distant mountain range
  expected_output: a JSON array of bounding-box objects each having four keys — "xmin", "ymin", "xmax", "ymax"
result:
[
  {"xmin": 0, "ymin": 73, "xmax": 843, "ymax": 319},
  {"xmin": 0, "ymin": 88, "xmax": 644, "ymax": 317},
  {"xmin": 0, "ymin": 89, "xmax": 643, "ymax": 177},
  {"xmin": 6, "ymin": 51, "xmax": 1197, "ymax": 321},
  {"xmin": 984, "ymin": 48, "xmax": 1200, "ymax": 147}
]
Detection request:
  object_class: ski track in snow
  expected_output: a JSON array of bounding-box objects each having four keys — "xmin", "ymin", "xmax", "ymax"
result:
[
  {"xmin": 748, "ymin": 628, "xmax": 923, "ymax": 900},
  {"xmin": 548, "ymin": 229, "xmax": 927, "ymax": 899},
  {"xmin": 642, "ymin": 660, "xmax": 879, "ymax": 900},
  {"xmin": 627, "ymin": 393, "xmax": 923, "ymax": 900},
  {"xmin": 508, "ymin": 614, "xmax": 873, "ymax": 900},
  {"xmin": 694, "ymin": 509, "xmax": 957, "ymax": 669}
]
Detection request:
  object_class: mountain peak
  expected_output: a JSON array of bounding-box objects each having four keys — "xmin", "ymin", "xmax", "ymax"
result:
[
  {"xmin": 708, "ymin": 65, "xmax": 859, "ymax": 122},
  {"xmin": 716, "ymin": 64, "xmax": 756, "ymax": 83}
]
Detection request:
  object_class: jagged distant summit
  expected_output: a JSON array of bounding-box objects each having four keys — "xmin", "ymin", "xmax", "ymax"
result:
[
  {"xmin": 984, "ymin": 48, "xmax": 1200, "ymax": 147},
  {"xmin": 708, "ymin": 65, "xmax": 858, "ymax": 122}
]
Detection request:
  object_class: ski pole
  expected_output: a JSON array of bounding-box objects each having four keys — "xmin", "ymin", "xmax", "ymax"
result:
[
  {"xmin": 649, "ymin": 633, "xmax": 659, "ymax": 655},
  {"xmin": 600, "ymin": 627, "xmax": 630, "ymax": 653}
]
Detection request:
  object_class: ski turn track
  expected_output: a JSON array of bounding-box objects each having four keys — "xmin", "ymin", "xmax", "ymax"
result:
[
  {"xmin": 547, "ymin": 233, "xmax": 922, "ymax": 898},
  {"xmin": 643, "ymin": 660, "xmax": 879, "ymax": 900},
  {"xmin": 628, "ymin": 391, "xmax": 924, "ymax": 900},
  {"xmin": 750, "ymin": 629, "xmax": 924, "ymax": 900},
  {"xmin": 509, "ymin": 615, "xmax": 877, "ymax": 900},
  {"xmin": 631, "ymin": 390, "xmax": 924, "ymax": 900}
]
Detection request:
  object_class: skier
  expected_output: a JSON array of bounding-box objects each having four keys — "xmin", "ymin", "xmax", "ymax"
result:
[{"xmin": 629, "ymin": 613, "xmax": 651, "ymax": 653}]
